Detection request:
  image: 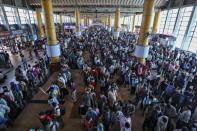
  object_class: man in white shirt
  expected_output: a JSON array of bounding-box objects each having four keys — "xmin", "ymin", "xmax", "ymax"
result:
[
  {"xmin": 108, "ymin": 88, "xmax": 117, "ymax": 107},
  {"xmin": 179, "ymin": 108, "xmax": 191, "ymax": 123},
  {"xmin": 176, "ymin": 106, "xmax": 191, "ymax": 129},
  {"xmin": 155, "ymin": 115, "xmax": 169, "ymax": 131},
  {"xmin": 57, "ymin": 74, "xmax": 66, "ymax": 87}
]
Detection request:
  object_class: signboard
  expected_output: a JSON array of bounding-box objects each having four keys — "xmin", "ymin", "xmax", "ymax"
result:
[
  {"xmin": 21, "ymin": 24, "xmax": 31, "ymax": 35},
  {"xmin": 93, "ymin": 18, "xmax": 101, "ymax": 23},
  {"xmin": 0, "ymin": 31, "xmax": 10, "ymax": 37},
  {"xmin": 64, "ymin": 25, "xmax": 75, "ymax": 29},
  {"xmin": 9, "ymin": 24, "xmax": 20, "ymax": 31},
  {"xmin": 12, "ymin": 30, "xmax": 23, "ymax": 35}
]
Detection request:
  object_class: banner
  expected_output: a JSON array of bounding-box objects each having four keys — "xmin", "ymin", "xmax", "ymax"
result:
[
  {"xmin": 12, "ymin": 30, "xmax": 23, "ymax": 35},
  {"xmin": 0, "ymin": 31, "xmax": 10, "ymax": 37}
]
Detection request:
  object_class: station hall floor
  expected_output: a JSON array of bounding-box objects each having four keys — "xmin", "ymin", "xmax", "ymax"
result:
[{"xmin": 5, "ymin": 50, "xmax": 144, "ymax": 131}]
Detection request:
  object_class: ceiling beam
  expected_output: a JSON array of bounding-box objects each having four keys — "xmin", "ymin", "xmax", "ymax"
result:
[
  {"xmin": 31, "ymin": 4, "xmax": 145, "ymax": 8},
  {"xmin": 54, "ymin": 11, "xmax": 143, "ymax": 14}
]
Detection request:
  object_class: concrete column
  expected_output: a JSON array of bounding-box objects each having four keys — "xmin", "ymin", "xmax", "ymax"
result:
[
  {"xmin": 152, "ymin": 10, "xmax": 161, "ymax": 33},
  {"xmin": 59, "ymin": 14, "xmax": 63, "ymax": 33},
  {"xmin": 123, "ymin": 16, "xmax": 125, "ymax": 25},
  {"xmin": 70, "ymin": 16, "xmax": 72, "ymax": 24},
  {"xmin": 87, "ymin": 17, "xmax": 89, "ymax": 26},
  {"xmin": 108, "ymin": 15, "xmax": 111, "ymax": 31},
  {"xmin": 108, "ymin": 15, "xmax": 111, "ymax": 27},
  {"xmin": 35, "ymin": 10, "xmax": 45, "ymax": 38},
  {"xmin": 41, "ymin": 0, "xmax": 61, "ymax": 70},
  {"xmin": 113, "ymin": 8, "xmax": 120, "ymax": 38},
  {"xmin": 131, "ymin": 14, "xmax": 136, "ymax": 32},
  {"xmin": 2, "ymin": 6, "xmax": 10, "ymax": 30},
  {"xmin": 75, "ymin": 9, "xmax": 81, "ymax": 36},
  {"xmin": 134, "ymin": 0, "xmax": 155, "ymax": 64}
]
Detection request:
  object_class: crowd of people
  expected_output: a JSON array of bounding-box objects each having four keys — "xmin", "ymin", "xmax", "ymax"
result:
[
  {"xmin": 0, "ymin": 43, "xmax": 50, "ymax": 130},
  {"xmin": 1, "ymin": 24, "xmax": 197, "ymax": 131},
  {"xmin": 0, "ymin": 51, "xmax": 13, "ymax": 69},
  {"xmin": 56, "ymin": 25, "xmax": 197, "ymax": 131},
  {"xmin": 38, "ymin": 58, "xmax": 77, "ymax": 130}
]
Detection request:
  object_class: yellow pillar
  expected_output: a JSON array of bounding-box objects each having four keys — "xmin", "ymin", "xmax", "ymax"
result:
[
  {"xmin": 41, "ymin": 0, "xmax": 60, "ymax": 69},
  {"xmin": 70, "ymin": 16, "xmax": 72, "ymax": 24},
  {"xmin": 106, "ymin": 16, "xmax": 108, "ymax": 26},
  {"xmin": 131, "ymin": 14, "xmax": 136, "ymax": 32},
  {"xmin": 135, "ymin": 0, "xmax": 155, "ymax": 64},
  {"xmin": 108, "ymin": 15, "xmax": 111, "ymax": 27},
  {"xmin": 123, "ymin": 16, "xmax": 126, "ymax": 31},
  {"xmin": 114, "ymin": 8, "xmax": 120, "ymax": 38},
  {"xmin": 84, "ymin": 17, "xmax": 87, "ymax": 26},
  {"xmin": 87, "ymin": 17, "xmax": 89, "ymax": 26},
  {"xmin": 108, "ymin": 15, "xmax": 111, "ymax": 31},
  {"xmin": 105, "ymin": 17, "xmax": 107, "ymax": 27},
  {"xmin": 152, "ymin": 10, "xmax": 161, "ymax": 33},
  {"xmin": 59, "ymin": 14, "xmax": 63, "ymax": 33},
  {"xmin": 75, "ymin": 9, "xmax": 81, "ymax": 36},
  {"xmin": 82, "ymin": 18, "xmax": 85, "ymax": 26},
  {"xmin": 102, "ymin": 18, "xmax": 105, "ymax": 26},
  {"xmin": 123, "ymin": 16, "xmax": 125, "ymax": 25},
  {"xmin": 35, "ymin": 11, "xmax": 44, "ymax": 38},
  {"xmin": 104, "ymin": 17, "xmax": 106, "ymax": 27}
]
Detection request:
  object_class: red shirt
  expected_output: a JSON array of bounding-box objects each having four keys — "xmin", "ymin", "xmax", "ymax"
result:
[
  {"xmin": 142, "ymin": 65, "xmax": 148, "ymax": 75},
  {"xmin": 39, "ymin": 114, "xmax": 53, "ymax": 122},
  {"xmin": 91, "ymin": 69, "xmax": 98, "ymax": 78},
  {"xmin": 84, "ymin": 119, "xmax": 92, "ymax": 129}
]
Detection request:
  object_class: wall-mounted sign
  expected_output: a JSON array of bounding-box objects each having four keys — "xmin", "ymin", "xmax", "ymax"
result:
[
  {"xmin": 12, "ymin": 30, "xmax": 23, "ymax": 35},
  {"xmin": 0, "ymin": 31, "xmax": 10, "ymax": 37},
  {"xmin": 21, "ymin": 24, "xmax": 31, "ymax": 35},
  {"xmin": 64, "ymin": 25, "xmax": 75, "ymax": 29},
  {"xmin": 9, "ymin": 24, "xmax": 20, "ymax": 31}
]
